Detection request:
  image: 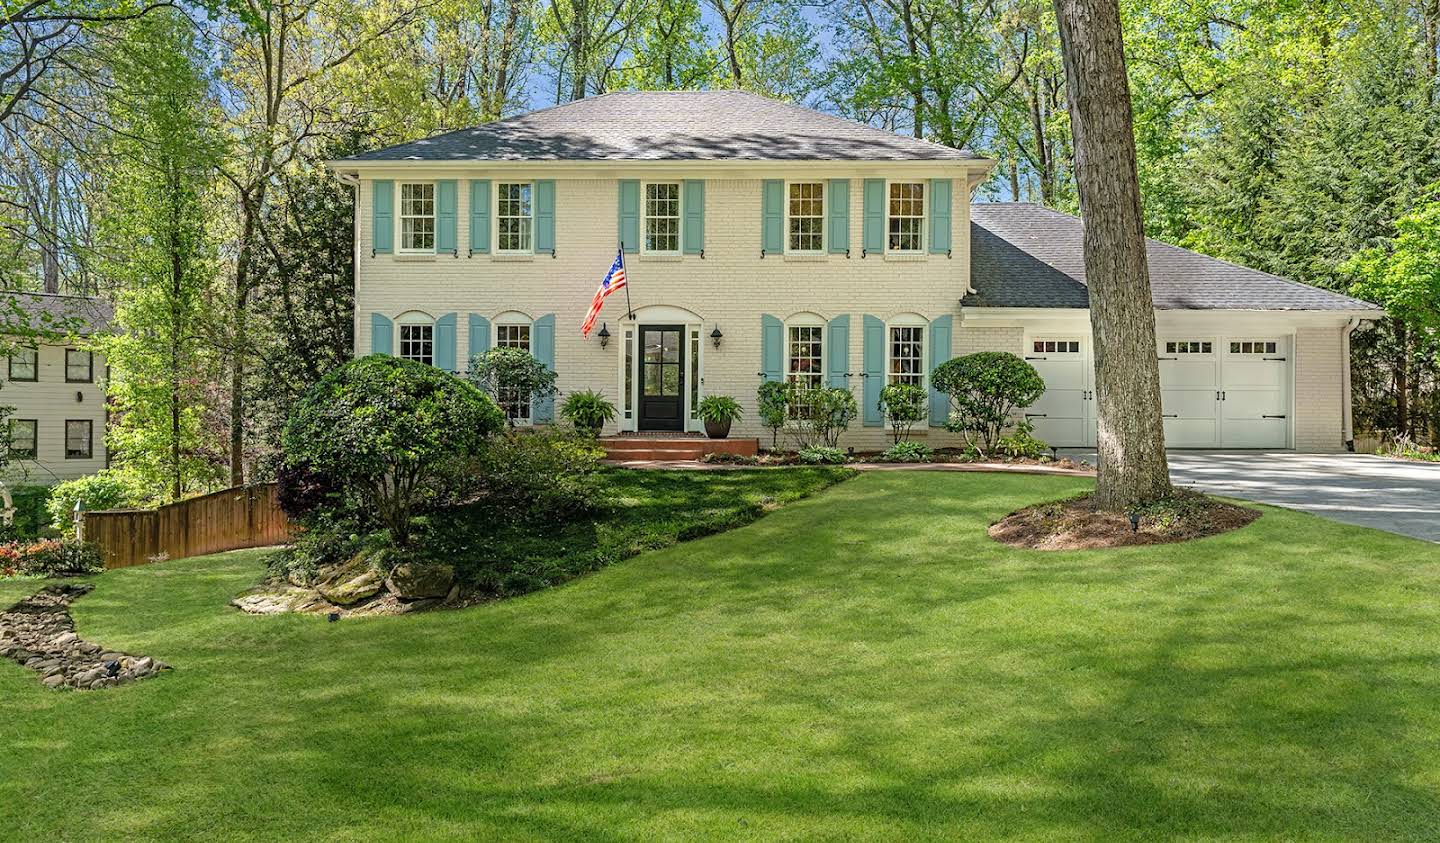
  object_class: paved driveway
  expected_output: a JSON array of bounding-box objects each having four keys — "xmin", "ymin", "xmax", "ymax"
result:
[{"xmin": 1059, "ymin": 451, "xmax": 1440, "ymax": 543}]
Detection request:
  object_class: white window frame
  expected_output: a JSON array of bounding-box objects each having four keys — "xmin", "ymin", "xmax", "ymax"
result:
[
  {"xmin": 397, "ymin": 182, "xmax": 436, "ymax": 253},
  {"xmin": 884, "ymin": 179, "xmax": 926, "ymax": 255},
  {"xmin": 494, "ymin": 181, "xmax": 535, "ymax": 255},
  {"xmin": 885, "ymin": 313, "xmax": 929, "ymax": 391},
  {"xmin": 784, "ymin": 181, "xmax": 826, "ymax": 255},
  {"xmin": 784, "ymin": 315, "xmax": 826, "ymax": 416},
  {"xmin": 396, "ymin": 311, "xmax": 435, "ymax": 366},
  {"xmin": 641, "ymin": 181, "xmax": 682, "ymax": 256},
  {"xmin": 493, "ymin": 312, "xmax": 534, "ymax": 426}
]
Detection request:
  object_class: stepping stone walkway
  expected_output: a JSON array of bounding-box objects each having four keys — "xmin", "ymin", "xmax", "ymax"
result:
[{"xmin": 0, "ymin": 583, "xmax": 170, "ymax": 691}]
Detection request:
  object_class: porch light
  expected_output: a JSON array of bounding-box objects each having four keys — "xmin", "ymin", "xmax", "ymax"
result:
[
  {"xmin": 598, "ymin": 323, "xmax": 610, "ymax": 349},
  {"xmin": 710, "ymin": 325, "xmax": 723, "ymax": 349}
]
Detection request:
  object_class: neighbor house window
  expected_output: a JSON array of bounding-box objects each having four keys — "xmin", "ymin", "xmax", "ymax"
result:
[
  {"xmin": 496, "ymin": 182, "xmax": 534, "ymax": 253},
  {"xmin": 8, "ymin": 348, "xmax": 37, "ymax": 382},
  {"xmin": 399, "ymin": 183, "xmax": 435, "ymax": 251},
  {"xmin": 787, "ymin": 182, "xmax": 824, "ymax": 253},
  {"xmin": 887, "ymin": 182, "xmax": 925, "ymax": 253},
  {"xmin": 1230, "ymin": 340, "xmax": 1278, "ymax": 355},
  {"xmin": 643, "ymin": 182, "xmax": 681, "ymax": 254},
  {"xmin": 399, "ymin": 322, "xmax": 434, "ymax": 366},
  {"xmin": 1165, "ymin": 340, "xmax": 1212, "ymax": 355},
  {"xmin": 495, "ymin": 319, "xmax": 532, "ymax": 425},
  {"xmin": 9, "ymin": 419, "xmax": 36, "ymax": 460},
  {"xmin": 65, "ymin": 419, "xmax": 92, "ymax": 459},
  {"xmin": 786, "ymin": 322, "xmax": 824, "ymax": 417},
  {"xmin": 65, "ymin": 349, "xmax": 93, "ymax": 383},
  {"xmin": 888, "ymin": 324, "xmax": 926, "ymax": 387}
]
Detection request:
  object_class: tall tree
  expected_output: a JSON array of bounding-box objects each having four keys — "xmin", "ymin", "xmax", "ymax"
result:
[{"xmin": 1052, "ymin": 0, "xmax": 1171, "ymax": 506}]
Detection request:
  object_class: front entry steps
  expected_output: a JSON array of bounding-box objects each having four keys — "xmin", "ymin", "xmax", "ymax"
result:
[{"xmin": 601, "ymin": 435, "xmax": 759, "ymax": 461}]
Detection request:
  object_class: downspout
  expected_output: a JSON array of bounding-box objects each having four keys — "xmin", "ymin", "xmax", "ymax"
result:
[{"xmin": 1342, "ymin": 317, "xmax": 1363, "ymax": 450}]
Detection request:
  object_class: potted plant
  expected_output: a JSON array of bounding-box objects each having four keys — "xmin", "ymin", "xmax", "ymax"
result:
[
  {"xmin": 559, "ymin": 390, "xmax": 617, "ymax": 436},
  {"xmin": 696, "ymin": 395, "xmax": 742, "ymax": 439}
]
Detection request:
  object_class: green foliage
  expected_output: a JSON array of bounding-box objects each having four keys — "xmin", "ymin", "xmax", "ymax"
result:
[
  {"xmin": 467, "ymin": 347, "xmax": 558, "ymax": 427},
  {"xmin": 880, "ymin": 441, "xmax": 933, "ymax": 463},
  {"xmin": 0, "ymin": 538, "xmax": 104, "ymax": 577},
  {"xmin": 282, "ymin": 355, "xmax": 505, "ymax": 546},
  {"xmin": 696, "ymin": 395, "xmax": 742, "ymax": 424},
  {"xmin": 5, "ymin": 485, "xmax": 52, "ymax": 540},
  {"xmin": 798, "ymin": 446, "xmax": 847, "ymax": 465},
  {"xmin": 878, "ymin": 382, "xmax": 928, "ymax": 443},
  {"xmin": 1344, "ymin": 197, "xmax": 1440, "ymax": 333},
  {"xmin": 559, "ymin": 389, "xmax": 618, "ymax": 434},
  {"xmin": 48, "ymin": 470, "xmax": 148, "ymax": 532},
  {"xmin": 788, "ymin": 387, "xmax": 858, "ymax": 449},
  {"xmin": 932, "ymin": 352, "xmax": 1046, "ymax": 456},
  {"xmin": 466, "ymin": 429, "xmax": 606, "ymax": 520},
  {"xmin": 996, "ymin": 419, "xmax": 1050, "ymax": 460},
  {"xmin": 756, "ymin": 380, "xmax": 791, "ymax": 449}
]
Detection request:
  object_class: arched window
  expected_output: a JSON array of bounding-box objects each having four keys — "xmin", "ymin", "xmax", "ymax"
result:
[
  {"xmin": 396, "ymin": 311, "xmax": 435, "ymax": 366},
  {"xmin": 886, "ymin": 313, "xmax": 928, "ymax": 389},
  {"xmin": 492, "ymin": 311, "xmax": 533, "ymax": 424},
  {"xmin": 785, "ymin": 312, "xmax": 826, "ymax": 394}
]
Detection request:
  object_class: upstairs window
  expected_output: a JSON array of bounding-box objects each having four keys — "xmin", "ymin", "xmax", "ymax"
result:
[
  {"xmin": 8, "ymin": 348, "xmax": 37, "ymax": 382},
  {"xmin": 9, "ymin": 419, "xmax": 36, "ymax": 460},
  {"xmin": 66, "ymin": 349, "xmax": 93, "ymax": 383},
  {"xmin": 399, "ymin": 183, "xmax": 435, "ymax": 251},
  {"xmin": 643, "ymin": 182, "xmax": 680, "ymax": 254},
  {"xmin": 887, "ymin": 182, "xmax": 925, "ymax": 253},
  {"xmin": 65, "ymin": 419, "xmax": 92, "ymax": 459},
  {"xmin": 496, "ymin": 182, "xmax": 534, "ymax": 253},
  {"xmin": 787, "ymin": 182, "xmax": 824, "ymax": 253}
]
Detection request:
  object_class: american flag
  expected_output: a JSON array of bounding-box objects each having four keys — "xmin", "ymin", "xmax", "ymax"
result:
[{"xmin": 582, "ymin": 249, "xmax": 627, "ymax": 336}]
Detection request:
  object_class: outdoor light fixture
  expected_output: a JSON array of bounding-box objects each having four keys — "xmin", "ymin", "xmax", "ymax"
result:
[
  {"xmin": 710, "ymin": 325, "xmax": 724, "ymax": 349},
  {"xmin": 1128, "ymin": 512, "xmax": 1141, "ymax": 533},
  {"xmin": 328, "ymin": 612, "xmax": 340, "ymax": 623},
  {"xmin": 1050, "ymin": 446, "xmax": 1058, "ymax": 461},
  {"xmin": 597, "ymin": 323, "xmax": 610, "ymax": 349}
]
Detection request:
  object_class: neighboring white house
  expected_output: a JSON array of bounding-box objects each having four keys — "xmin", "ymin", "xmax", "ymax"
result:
[
  {"xmin": 328, "ymin": 90, "xmax": 1380, "ymax": 452},
  {"xmin": 1, "ymin": 293, "xmax": 110, "ymax": 482}
]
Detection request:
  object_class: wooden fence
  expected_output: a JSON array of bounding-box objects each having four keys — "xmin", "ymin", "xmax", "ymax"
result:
[{"xmin": 84, "ymin": 483, "xmax": 293, "ymax": 570}]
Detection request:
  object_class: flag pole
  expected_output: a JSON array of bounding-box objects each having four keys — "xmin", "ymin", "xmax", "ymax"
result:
[{"xmin": 620, "ymin": 244, "xmax": 634, "ymax": 319}]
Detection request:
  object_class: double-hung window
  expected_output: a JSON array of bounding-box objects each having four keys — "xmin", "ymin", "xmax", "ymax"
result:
[
  {"xmin": 888, "ymin": 324, "xmax": 926, "ymax": 387},
  {"xmin": 65, "ymin": 419, "xmax": 92, "ymax": 459},
  {"xmin": 399, "ymin": 183, "xmax": 435, "ymax": 252},
  {"xmin": 495, "ymin": 320, "xmax": 533, "ymax": 424},
  {"xmin": 9, "ymin": 419, "xmax": 36, "ymax": 460},
  {"xmin": 8, "ymin": 348, "xmax": 37, "ymax": 382},
  {"xmin": 399, "ymin": 321, "xmax": 434, "ymax": 366},
  {"xmin": 496, "ymin": 182, "xmax": 534, "ymax": 254},
  {"xmin": 65, "ymin": 349, "xmax": 93, "ymax": 382},
  {"xmin": 787, "ymin": 182, "xmax": 824, "ymax": 253},
  {"xmin": 643, "ymin": 182, "xmax": 680, "ymax": 254},
  {"xmin": 887, "ymin": 182, "xmax": 925, "ymax": 253}
]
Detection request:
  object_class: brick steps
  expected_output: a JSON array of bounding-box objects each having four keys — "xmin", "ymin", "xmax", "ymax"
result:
[{"xmin": 601, "ymin": 436, "xmax": 759, "ymax": 461}]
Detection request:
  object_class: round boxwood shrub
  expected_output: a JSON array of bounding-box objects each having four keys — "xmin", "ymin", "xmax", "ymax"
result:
[
  {"xmin": 282, "ymin": 355, "xmax": 505, "ymax": 546},
  {"xmin": 931, "ymin": 351, "xmax": 1046, "ymax": 456}
]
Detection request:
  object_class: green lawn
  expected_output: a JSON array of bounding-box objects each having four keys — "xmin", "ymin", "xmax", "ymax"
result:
[{"xmin": 3, "ymin": 471, "xmax": 1440, "ymax": 840}]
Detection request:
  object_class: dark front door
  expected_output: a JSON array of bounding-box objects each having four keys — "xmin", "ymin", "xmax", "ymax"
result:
[{"xmin": 639, "ymin": 325, "xmax": 685, "ymax": 431}]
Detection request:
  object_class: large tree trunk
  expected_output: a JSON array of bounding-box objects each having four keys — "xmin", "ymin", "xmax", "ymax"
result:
[{"xmin": 1052, "ymin": 0, "xmax": 1172, "ymax": 508}]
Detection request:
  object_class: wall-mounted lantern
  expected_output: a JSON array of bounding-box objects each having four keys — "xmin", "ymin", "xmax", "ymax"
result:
[
  {"xmin": 710, "ymin": 325, "xmax": 723, "ymax": 349},
  {"xmin": 598, "ymin": 323, "xmax": 610, "ymax": 349}
]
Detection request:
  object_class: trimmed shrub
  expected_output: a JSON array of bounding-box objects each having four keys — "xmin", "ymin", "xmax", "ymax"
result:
[
  {"xmin": 467, "ymin": 347, "xmax": 557, "ymax": 427},
  {"xmin": 48, "ymin": 470, "xmax": 148, "ymax": 533},
  {"xmin": 756, "ymin": 380, "xmax": 791, "ymax": 449},
  {"xmin": 932, "ymin": 351, "xmax": 1046, "ymax": 456},
  {"xmin": 283, "ymin": 355, "xmax": 505, "ymax": 546},
  {"xmin": 798, "ymin": 446, "xmax": 847, "ymax": 465},
  {"xmin": 880, "ymin": 441, "xmax": 933, "ymax": 463},
  {"xmin": 0, "ymin": 538, "xmax": 105, "ymax": 577},
  {"xmin": 878, "ymin": 383, "xmax": 928, "ymax": 443},
  {"xmin": 789, "ymin": 387, "xmax": 858, "ymax": 449},
  {"xmin": 467, "ymin": 429, "xmax": 606, "ymax": 519}
]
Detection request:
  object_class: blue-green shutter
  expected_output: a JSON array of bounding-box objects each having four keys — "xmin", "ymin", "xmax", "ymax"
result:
[
  {"xmin": 469, "ymin": 180, "xmax": 491, "ymax": 254},
  {"xmin": 828, "ymin": 179, "xmax": 850, "ymax": 254},
  {"xmin": 761, "ymin": 180, "xmax": 783, "ymax": 254},
  {"xmin": 467, "ymin": 313, "xmax": 490, "ymax": 370},
  {"xmin": 618, "ymin": 180, "xmax": 640, "ymax": 253},
  {"xmin": 862, "ymin": 315, "xmax": 884, "ymax": 426},
  {"xmin": 370, "ymin": 313, "xmax": 393, "ymax": 355},
  {"xmin": 761, "ymin": 314, "xmax": 783, "ymax": 381},
  {"xmin": 826, "ymin": 314, "xmax": 849, "ymax": 388},
  {"xmin": 532, "ymin": 313, "xmax": 556, "ymax": 422},
  {"xmin": 683, "ymin": 180, "xmax": 705, "ymax": 254},
  {"xmin": 862, "ymin": 179, "xmax": 884, "ymax": 254},
  {"xmin": 434, "ymin": 312, "xmax": 457, "ymax": 371},
  {"xmin": 929, "ymin": 314, "xmax": 952, "ymax": 425},
  {"xmin": 372, "ymin": 180, "xmax": 394, "ymax": 254},
  {"xmin": 436, "ymin": 180, "xmax": 457, "ymax": 254},
  {"xmin": 535, "ymin": 179, "xmax": 556, "ymax": 254},
  {"xmin": 929, "ymin": 179, "xmax": 952, "ymax": 255}
]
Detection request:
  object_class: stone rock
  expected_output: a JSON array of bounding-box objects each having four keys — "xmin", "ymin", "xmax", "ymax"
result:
[
  {"xmin": 41, "ymin": 674, "xmax": 64, "ymax": 688},
  {"xmin": 316, "ymin": 556, "xmax": 384, "ymax": 606},
  {"xmin": 385, "ymin": 563, "xmax": 455, "ymax": 601},
  {"xmin": 445, "ymin": 582, "xmax": 461, "ymax": 604},
  {"xmin": 231, "ymin": 584, "xmax": 332, "ymax": 615}
]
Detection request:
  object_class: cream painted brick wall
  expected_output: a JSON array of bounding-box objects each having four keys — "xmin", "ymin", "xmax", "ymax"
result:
[
  {"xmin": 957, "ymin": 326, "xmax": 1023, "ymax": 356},
  {"xmin": 355, "ymin": 173, "xmax": 1020, "ymax": 450},
  {"xmin": 2, "ymin": 343, "xmax": 108, "ymax": 483},
  {"xmin": 1293, "ymin": 325, "xmax": 1345, "ymax": 452}
]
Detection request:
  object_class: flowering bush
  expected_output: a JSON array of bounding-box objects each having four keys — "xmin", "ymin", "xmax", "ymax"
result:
[{"xmin": 0, "ymin": 538, "xmax": 105, "ymax": 577}]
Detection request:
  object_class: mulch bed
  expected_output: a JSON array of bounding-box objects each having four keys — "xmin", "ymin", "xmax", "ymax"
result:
[{"xmin": 990, "ymin": 489, "xmax": 1260, "ymax": 550}]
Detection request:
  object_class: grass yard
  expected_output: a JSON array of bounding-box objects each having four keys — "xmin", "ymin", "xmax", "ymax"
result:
[{"xmin": 4, "ymin": 471, "xmax": 1440, "ymax": 839}]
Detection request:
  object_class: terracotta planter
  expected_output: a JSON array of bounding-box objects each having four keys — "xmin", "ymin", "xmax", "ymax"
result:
[{"xmin": 704, "ymin": 419, "xmax": 732, "ymax": 439}]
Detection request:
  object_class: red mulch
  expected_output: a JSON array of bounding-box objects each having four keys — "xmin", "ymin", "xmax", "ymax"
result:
[{"xmin": 989, "ymin": 490, "xmax": 1260, "ymax": 550}]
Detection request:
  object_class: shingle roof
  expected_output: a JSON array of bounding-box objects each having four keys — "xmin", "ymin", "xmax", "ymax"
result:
[
  {"xmin": 342, "ymin": 91, "xmax": 984, "ymax": 163},
  {"xmin": 966, "ymin": 203, "xmax": 1380, "ymax": 312},
  {"xmin": 1, "ymin": 292, "xmax": 113, "ymax": 336}
]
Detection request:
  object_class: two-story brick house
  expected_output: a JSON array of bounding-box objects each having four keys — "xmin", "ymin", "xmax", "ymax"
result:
[{"xmin": 329, "ymin": 90, "xmax": 1378, "ymax": 452}]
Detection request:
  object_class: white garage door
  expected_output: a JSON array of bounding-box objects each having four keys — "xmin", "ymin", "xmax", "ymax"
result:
[
  {"xmin": 1023, "ymin": 337, "xmax": 1095, "ymax": 447},
  {"xmin": 1158, "ymin": 336, "xmax": 1291, "ymax": 448}
]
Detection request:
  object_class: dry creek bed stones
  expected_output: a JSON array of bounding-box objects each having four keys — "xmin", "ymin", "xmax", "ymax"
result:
[{"xmin": 0, "ymin": 583, "xmax": 171, "ymax": 691}]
